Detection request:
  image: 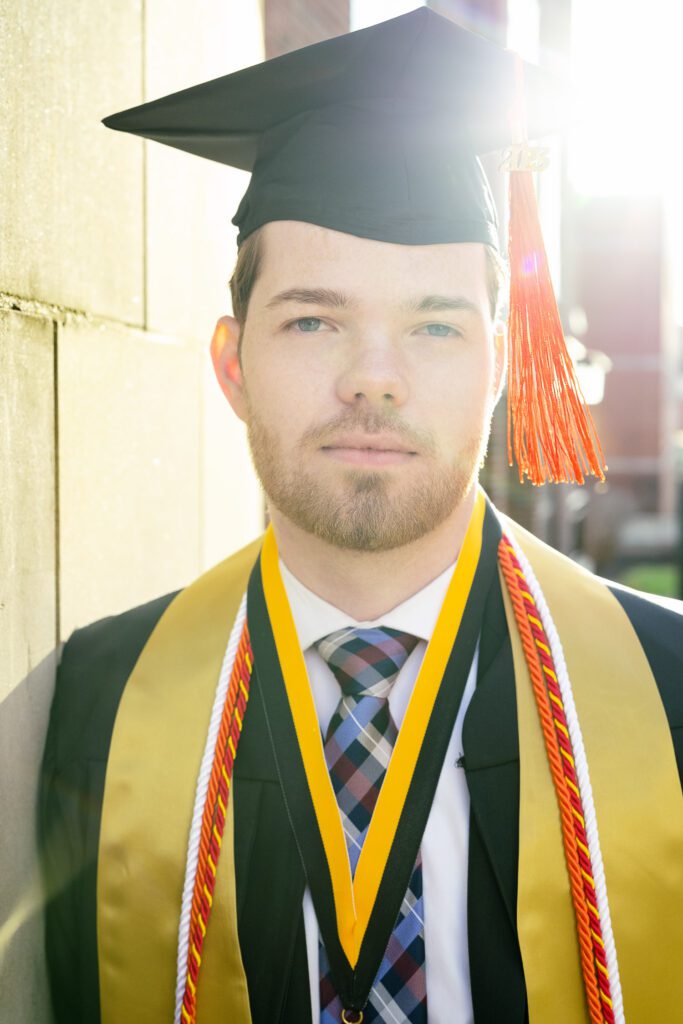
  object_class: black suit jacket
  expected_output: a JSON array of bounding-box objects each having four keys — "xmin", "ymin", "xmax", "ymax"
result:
[{"xmin": 39, "ymin": 525, "xmax": 683, "ymax": 1024}]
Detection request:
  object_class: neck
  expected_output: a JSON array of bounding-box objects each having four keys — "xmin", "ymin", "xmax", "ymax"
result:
[{"xmin": 269, "ymin": 486, "xmax": 478, "ymax": 621}]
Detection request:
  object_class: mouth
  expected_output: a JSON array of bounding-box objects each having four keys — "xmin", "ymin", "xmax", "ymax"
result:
[{"xmin": 320, "ymin": 434, "xmax": 418, "ymax": 467}]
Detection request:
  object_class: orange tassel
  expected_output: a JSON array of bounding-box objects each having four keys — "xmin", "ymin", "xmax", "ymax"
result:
[
  {"xmin": 505, "ymin": 53, "xmax": 606, "ymax": 486},
  {"xmin": 507, "ymin": 168, "xmax": 606, "ymax": 485}
]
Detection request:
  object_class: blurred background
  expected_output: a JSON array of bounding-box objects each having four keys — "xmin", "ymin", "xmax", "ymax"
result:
[
  {"xmin": 1, "ymin": 0, "xmax": 682, "ymax": 1019},
  {"xmin": 475, "ymin": 0, "xmax": 683, "ymax": 602}
]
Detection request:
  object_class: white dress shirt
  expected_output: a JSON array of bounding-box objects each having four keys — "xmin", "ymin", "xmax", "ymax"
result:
[{"xmin": 279, "ymin": 558, "xmax": 477, "ymax": 1024}]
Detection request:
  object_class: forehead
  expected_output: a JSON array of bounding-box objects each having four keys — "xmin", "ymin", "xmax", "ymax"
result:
[{"xmin": 254, "ymin": 221, "xmax": 489, "ymax": 306}]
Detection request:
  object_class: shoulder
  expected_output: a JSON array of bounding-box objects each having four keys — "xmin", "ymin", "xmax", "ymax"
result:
[
  {"xmin": 500, "ymin": 509, "xmax": 682, "ymax": 708},
  {"xmin": 605, "ymin": 580, "xmax": 683, "ymax": 724},
  {"xmin": 46, "ymin": 590, "xmax": 179, "ymax": 771},
  {"xmin": 605, "ymin": 576, "xmax": 683, "ymax": 632},
  {"xmin": 504, "ymin": 510, "xmax": 683, "ymax": 640},
  {"xmin": 46, "ymin": 536, "xmax": 265, "ymax": 771}
]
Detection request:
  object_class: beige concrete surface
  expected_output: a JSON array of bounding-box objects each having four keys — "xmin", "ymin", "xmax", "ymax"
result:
[
  {"xmin": 0, "ymin": 653, "xmax": 58, "ymax": 1024},
  {"xmin": 0, "ymin": 310, "xmax": 56, "ymax": 695},
  {"xmin": 144, "ymin": 0, "xmax": 264, "ymax": 341},
  {"xmin": 0, "ymin": 309, "xmax": 56, "ymax": 1023},
  {"xmin": 57, "ymin": 318, "xmax": 203, "ymax": 639},
  {"xmin": 0, "ymin": 0, "xmax": 144, "ymax": 323},
  {"xmin": 2, "ymin": 4, "xmax": 265, "ymax": 1016}
]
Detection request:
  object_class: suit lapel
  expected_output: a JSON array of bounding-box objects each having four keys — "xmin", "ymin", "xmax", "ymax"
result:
[
  {"xmin": 233, "ymin": 654, "xmax": 312, "ymax": 1024},
  {"xmin": 463, "ymin": 568, "xmax": 520, "ymax": 928},
  {"xmin": 463, "ymin": 564, "xmax": 527, "ymax": 1021}
]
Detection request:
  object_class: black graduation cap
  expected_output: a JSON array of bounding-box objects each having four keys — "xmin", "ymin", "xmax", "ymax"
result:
[
  {"xmin": 103, "ymin": 7, "xmax": 605, "ymax": 487},
  {"xmin": 102, "ymin": 6, "xmax": 559, "ymax": 249}
]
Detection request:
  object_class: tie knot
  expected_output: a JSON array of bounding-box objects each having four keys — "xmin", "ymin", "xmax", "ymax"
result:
[{"xmin": 315, "ymin": 626, "xmax": 420, "ymax": 698}]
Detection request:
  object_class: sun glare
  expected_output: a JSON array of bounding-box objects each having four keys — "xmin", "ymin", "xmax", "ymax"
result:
[
  {"xmin": 569, "ymin": 0, "xmax": 683, "ymax": 322},
  {"xmin": 570, "ymin": 0, "xmax": 683, "ymax": 197}
]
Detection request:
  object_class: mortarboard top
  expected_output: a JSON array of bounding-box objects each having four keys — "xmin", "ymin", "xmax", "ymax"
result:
[{"xmin": 102, "ymin": 7, "xmax": 561, "ymax": 248}]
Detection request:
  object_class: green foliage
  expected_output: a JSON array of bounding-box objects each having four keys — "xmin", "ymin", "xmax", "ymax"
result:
[{"xmin": 617, "ymin": 563, "xmax": 679, "ymax": 598}]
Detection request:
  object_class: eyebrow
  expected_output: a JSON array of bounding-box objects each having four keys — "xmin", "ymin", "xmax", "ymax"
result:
[
  {"xmin": 265, "ymin": 287, "xmax": 351, "ymax": 309},
  {"xmin": 265, "ymin": 288, "xmax": 480, "ymax": 316},
  {"xmin": 407, "ymin": 294, "xmax": 480, "ymax": 315}
]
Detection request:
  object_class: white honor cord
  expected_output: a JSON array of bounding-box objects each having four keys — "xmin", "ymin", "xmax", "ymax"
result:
[
  {"xmin": 173, "ymin": 591, "xmax": 248, "ymax": 1024},
  {"xmin": 505, "ymin": 528, "xmax": 625, "ymax": 1024}
]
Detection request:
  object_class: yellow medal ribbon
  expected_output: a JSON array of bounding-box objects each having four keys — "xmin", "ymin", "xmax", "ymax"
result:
[{"xmin": 259, "ymin": 487, "xmax": 486, "ymax": 966}]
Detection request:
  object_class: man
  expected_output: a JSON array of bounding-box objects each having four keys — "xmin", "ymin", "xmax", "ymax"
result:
[{"xmin": 39, "ymin": 9, "xmax": 682, "ymax": 1024}]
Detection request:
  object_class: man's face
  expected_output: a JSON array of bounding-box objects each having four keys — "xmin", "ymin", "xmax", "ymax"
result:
[{"xmin": 234, "ymin": 221, "xmax": 504, "ymax": 552}]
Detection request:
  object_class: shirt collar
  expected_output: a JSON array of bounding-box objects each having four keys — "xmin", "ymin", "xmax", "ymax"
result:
[{"xmin": 279, "ymin": 556, "xmax": 457, "ymax": 650}]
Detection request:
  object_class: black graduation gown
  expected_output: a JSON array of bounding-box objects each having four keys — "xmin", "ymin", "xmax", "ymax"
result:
[{"xmin": 38, "ymin": 509, "xmax": 683, "ymax": 1024}]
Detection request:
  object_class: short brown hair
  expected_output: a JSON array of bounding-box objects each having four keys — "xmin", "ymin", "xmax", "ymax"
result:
[
  {"xmin": 229, "ymin": 228, "xmax": 264, "ymax": 326},
  {"xmin": 229, "ymin": 226, "xmax": 507, "ymax": 325}
]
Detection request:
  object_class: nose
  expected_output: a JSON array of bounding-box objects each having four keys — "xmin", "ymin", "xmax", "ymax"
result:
[{"xmin": 335, "ymin": 341, "xmax": 409, "ymax": 408}]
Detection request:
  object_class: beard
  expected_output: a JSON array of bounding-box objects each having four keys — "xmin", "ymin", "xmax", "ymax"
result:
[{"xmin": 245, "ymin": 402, "xmax": 489, "ymax": 553}]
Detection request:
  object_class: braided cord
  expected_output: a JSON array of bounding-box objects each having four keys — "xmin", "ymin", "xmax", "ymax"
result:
[
  {"xmin": 175, "ymin": 600, "xmax": 253, "ymax": 1024},
  {"xmin": 506, "ymin": 533, "xmax": 625, "ymax": 1024},
  {"xmin": 499, "ymin": 534, "xmax": 619, "ymax": 1024}
]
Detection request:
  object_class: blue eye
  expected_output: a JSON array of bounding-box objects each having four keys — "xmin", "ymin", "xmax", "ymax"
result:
[
  {"xmin": 423, "ymin": 323, "xmax": 457, "ymax": 337},
  {"xmin": 294, "ymin": 317, "xmax": 322, "ymax": 332}
]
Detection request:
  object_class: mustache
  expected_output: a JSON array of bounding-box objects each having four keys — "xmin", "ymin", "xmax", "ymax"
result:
[{"xmin": 300, "ymin": 408, "xmax": 436, "ymax": 455}]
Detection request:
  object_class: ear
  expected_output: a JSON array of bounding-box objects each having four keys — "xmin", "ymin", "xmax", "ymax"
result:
[
  {"xmin": 210, "ymin": 315, "xmax": 247, "ymax": 421},
  {"xmin": 492, "ymin": 318, "xmax": 507, "ymax": 406}
]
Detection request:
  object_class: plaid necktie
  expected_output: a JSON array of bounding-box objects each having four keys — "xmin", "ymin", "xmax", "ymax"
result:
[{"xmin": 316, "ymin": 626, "xmax": 427, "ymax": 1023}]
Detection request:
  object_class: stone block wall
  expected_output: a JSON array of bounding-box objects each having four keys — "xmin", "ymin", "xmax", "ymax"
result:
[{"xmin": 0, "ymin": 3, "xmax": 264, "ymax": 1019}]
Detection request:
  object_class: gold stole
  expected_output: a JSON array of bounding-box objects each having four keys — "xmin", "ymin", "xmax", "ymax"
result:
[
  {"xmin": 97, "ymin": 537, "xmax": 261, "ymax": 1024},
  {"xmin": 97, "ymin": 520, "xmax": 683, "ymax": 1023},
  {"xmin": 504, "ymin": 520, "xmax": 683, "ymax": 1022}
]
